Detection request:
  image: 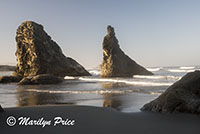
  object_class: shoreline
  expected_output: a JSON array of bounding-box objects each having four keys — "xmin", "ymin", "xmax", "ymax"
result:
[{"xmin": 0, "ymin": 105, "xmax": 200, "ymax": 134}]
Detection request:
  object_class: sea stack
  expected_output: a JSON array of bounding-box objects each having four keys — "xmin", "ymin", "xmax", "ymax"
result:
[
  {"xmin": 100, "ymin": 25, "xmax": 153, "ymax": 77},
  {"xmin": 13, "ymin": 21, "xmax": 90, "ymax": 77},
  {"xmin": 141, "ymin": 71, "xmax": 200, "ymax": 114}
]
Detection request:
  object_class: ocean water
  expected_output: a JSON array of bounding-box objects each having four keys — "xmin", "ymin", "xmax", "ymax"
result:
[{"xmin": 0, "ymin": 66, "xmax": 199, "ymax": 112}]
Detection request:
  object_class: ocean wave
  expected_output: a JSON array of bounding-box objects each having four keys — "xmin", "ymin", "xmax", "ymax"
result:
[
  {"xmin": 133, "ymin": 75, "xmax": 181, "ymax": 80},
  {"xmin": 146, "ymin": 67, "xmax": 162, "ymax": 72},
  {"xmin": 78, "ymin": 77, "xmax": 172, "ymax": 86},
  {"xmin": 149, "ymin": 92, "xmax": 163, "ymax": 95},
  {"xmin": 25, "ymin": 89, "xmax": 162, "ymax": 95},
  {"xmin": 88, "ymin": 70, "xmax": 101, "ymax": 76},
  {"xmin": 179, "ymin": 66, "xmax": 195, "ymax": 70},
  {"xmin": 168, "ymin": 69, "xmax": 195, "ymax": 73},
  {"xmin": 64, "ymin": 76, "xmax": 76, "ymax": 80},
  {"xmin": 25, "ymin": 89, "xmax": 132, "ymax": 94}
]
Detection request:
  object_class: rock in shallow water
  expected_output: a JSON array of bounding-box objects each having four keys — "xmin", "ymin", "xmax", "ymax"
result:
[
  {"xmin": 100, "ymin": 25, "xmax": 153, "ymax": 77},
  {"xmin": 141, "ymin": 70, "xmax": 200, "ymax": 114},
  {"xmin": 18, "ymin": 74, "xmax": 63, "ymax": 85},
  {"xmin": 14, "ymin": 21, "xmax": 90, "ymax": 77},
  {"xmin": 0, "ymin": 76, "xmax": 22, "ymax": 83}
]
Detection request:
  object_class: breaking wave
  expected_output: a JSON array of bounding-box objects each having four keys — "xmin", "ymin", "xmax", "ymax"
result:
[
  {"xmin": 64, "ymin": 76, "xmax": 77, "ymax": 80},
  {"xmin": 64, "ymin": 75, "xmax": 173, "ymax": 86},
  {"xmin": 168, "ymin": 69, "xmax": 195, "ymax": 73},
  {"xmin": 88, "ymin": 70, "xmax": 101, "ymax": 76},
  {"xmin": 179, "ymin": 66, "xmax": 195, "ymax": 70},
  {"xmin": 78, "ymin": 77, "xmax": 172, "ymax": 86},
  {"xmin": 133, "ymin": 75, "xmax": 181, "ymax": 80},
  {"xmin": 146, "ymin": 67, "xmax": 162, "ymax": 72}
]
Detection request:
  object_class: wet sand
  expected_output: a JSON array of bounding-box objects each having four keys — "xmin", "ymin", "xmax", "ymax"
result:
[{"xmin": 0, "ymin": 105, "xmax": 200, "ymax": 134}]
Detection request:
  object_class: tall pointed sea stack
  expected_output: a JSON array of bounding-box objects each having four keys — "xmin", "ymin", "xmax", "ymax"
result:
[
  {"xmin": 100, "ymin": 25, "xmax": 153, "ymax": 77},
  {"xmin": 13, "ymin": 21, "xmax": 90, "ymax": 77}
]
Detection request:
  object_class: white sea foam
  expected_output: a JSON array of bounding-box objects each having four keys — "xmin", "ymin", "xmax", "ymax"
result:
[
  {"xmin": 26, "ymin": 89, "xmax": 133, "ymax": 94},
  {"xmin": 168, "ymin": 69, "xmax": 195, "ymax": 73},
  {"xmin": 149, "ymin": 92, "xmax": 162, "ymax": 95},
  {"xmin": 64, "ymin": 76, "xmax": 76, "ymax": 80},
  {"xmin": 179, "ymin": 66, "xmax": 195, "ymax": 70},
  {"xmin": 25, "ymin": 89, "xmax": 162, "ymax": 95},
  {"xmin": 78, "ymin": 77, "xmax": 172, "ymax": 86},
  {"xmin": 133, "ymin": 75, "xmax": 181, "ymax": 80},
  {"xmin": 146, "ymin": 67, "xmax": 162, "ymax": 72},
  {"xmin": 64, "ymin": 75, "xmax": 174, "ymax": 86},
  {"xmin": 89, "ymin": 70, "xmax": 101, "ymax": 76}
]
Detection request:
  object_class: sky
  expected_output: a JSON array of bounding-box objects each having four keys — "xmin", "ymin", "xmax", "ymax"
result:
[{"xmin": 0, "ymin": 0, "xmax": 200, "ymax": 69}]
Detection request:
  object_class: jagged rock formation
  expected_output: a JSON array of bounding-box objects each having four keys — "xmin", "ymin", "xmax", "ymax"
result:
[
  {"xmin": 141, "ymin": 71, "xmax": 200, "ymax": 114},
  {"xmin": 18, "ymin": 74, "xmax": 63, "ymax": 85},
  {"xmin": 0, "ymin": 105, "xmax": 4, "ymax": 112},
  {"xmin": 100, "ymin": 25, "xmax": 153, "ymax": 77},
  {"xmin": 13, "ymin": 21, "xmax": 90, "ymax": 77}
]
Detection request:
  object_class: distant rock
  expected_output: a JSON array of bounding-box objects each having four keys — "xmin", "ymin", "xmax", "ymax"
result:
[
  {"xmin": 18, "ymin": 74, "xmax": 63, "ymax": 85},
  {"xmin": 100, "ymin": 25, "xmax": 153, "ymax": 77},
  {"xmin": 141, "ymin": 71, "xmax": 200, "ymax": 114},
  {"xmin": 13, "ymin": 21, "xmax": 90, "ymax": 77},
  {"xmin": 0, "ymin": 65, "xmax": 16, "ymax": 71},
  {"xmin": 0, "ymin": 105, "xmax": 4, "ymax": 112},
  {"xmin": 0, "ymin": 76, "xmax": 22, "ymax": 83}
]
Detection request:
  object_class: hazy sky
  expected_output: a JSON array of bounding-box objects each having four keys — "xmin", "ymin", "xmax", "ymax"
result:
[{"xmin": 0, "ymin": 0, "xmax": 200, "ymax": 69}]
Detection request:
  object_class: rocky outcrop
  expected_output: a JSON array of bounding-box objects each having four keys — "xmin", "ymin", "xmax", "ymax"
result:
[
  {"xmin": 100, "ymin": 25, "xmax": 153, "ymax": 77},
  {"xmin": 0, "ymin": 76, "xmax": 22, "ymax": 83},
  {"xmin": 141, "ymin": 71, "xmax": 200, "ymax": 114},
  {"xmin": 18, "ymin": 74, "xmax": 63, "ymax": 85},
  {"xmin": 0, "ymin": 105, "xmax": 4, "ymax": 112},
  {"xmin": 13, "ymin": 21, "xmax": 90, "ymax": 77}
]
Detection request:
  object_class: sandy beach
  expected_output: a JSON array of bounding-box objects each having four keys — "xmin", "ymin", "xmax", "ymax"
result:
[
  {"xmin": 0, "ymin": 105, "xmax": 200, "ymax": 134},
  {"xmin": 1, "ymin": 1, "xmax": 200, "ymax": 134}
]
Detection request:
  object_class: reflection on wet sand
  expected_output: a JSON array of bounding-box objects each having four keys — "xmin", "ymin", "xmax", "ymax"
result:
[
  {"xmin": 17, "ymin": 85, "xmax": 74, "ymax": 107},
  {"xmin": 102, "ymin": 93, "xmax": 122, "ymax": 110},
  {"xmin": 101, "ymin": 83, "xmax": 124, "ymax": 110},
  {"xmin": 16, "ymin": 82, "xmax": 134, "ymax": 112}
]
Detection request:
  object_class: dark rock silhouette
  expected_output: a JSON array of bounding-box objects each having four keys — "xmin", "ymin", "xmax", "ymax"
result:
[
  {"xmin": 0, "ymin": 76, "xmax": 22, "ymax": 83},
  {"xmin": 0, "ymin": 105, "xmax": 4, "ymax": 112},
  {"xmin": 141, "ymin": 71, "xmax": 200, "ymax": 114},
  {"xmin": 100, "ymin": 25, "xmax": 153, "ymax": 77},
  {"xmin": 18, "ymin": 74, "xmax": 63, "ymax": 85},
  {"xmin": 13, "ymin": 21, "xmax": 90, "ymax": 77}
]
